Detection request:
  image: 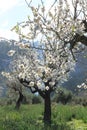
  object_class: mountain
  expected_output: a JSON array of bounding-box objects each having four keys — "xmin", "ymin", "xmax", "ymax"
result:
[
  {"xmin": 0, "ymin": 39, "xmax": 18, "ymax": 96},
  {"xmin": 63, "ymin": 47, "xmax": 87, "ymax": 92}
]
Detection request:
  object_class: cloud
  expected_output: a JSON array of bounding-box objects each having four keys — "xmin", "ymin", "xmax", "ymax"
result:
[
  {"xmin": 0, "ymin": 0, "xmax": 21, "ymax": 15},
  {"xmin": 0, "ymin": 0, "xmax": 55, "ymax": 40},
  {"xmin": 1, "ymin": 20, "xmax": 9, "ymax": 28},
  {"xmin": 0, "ymin": 29, "xmax": 19, "ymax": 40}
]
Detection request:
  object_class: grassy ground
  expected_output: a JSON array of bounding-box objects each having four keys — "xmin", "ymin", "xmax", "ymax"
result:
[{"xmin": 0, "ymin": 104, "xmax": 87, "ymax": 130}]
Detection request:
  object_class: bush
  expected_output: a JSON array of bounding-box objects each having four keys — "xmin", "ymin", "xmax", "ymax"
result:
[
  {"xmin": 0, "ymin": 98, "xmax": 7, "ymax": 106},
  {"xmin": 72, "ymin": 96, "xmax": 87, "ymax": 106},
  {"xmin": 32, "ymin": 95, "xmax": 43, "ymax": 104},
  {"xmin": 22, "ymin": 93, "xmax": 33, "ymax": 104},
  {"xmin": 53, "ymin": 88, "xmax": 73, "ymax": 105}
]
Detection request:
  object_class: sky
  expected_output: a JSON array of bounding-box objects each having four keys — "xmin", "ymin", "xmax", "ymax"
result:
[{"xmin": 0, "ymin": 0, "xmax": 53, "ymax": 40}]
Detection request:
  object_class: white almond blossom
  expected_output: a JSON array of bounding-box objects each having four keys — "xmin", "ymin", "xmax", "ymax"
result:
[
  {"xmin": 37, "ymin": 81, "xmax": 42, "ymax": 88},
  {"xmin": 77, "ymin": 81, "xmax": 87, "ymax": 89},
  {"xmin": 45, "ymin": 86, "xmax": 49, "ymax": 91},
  {"xmin": 7, "ymin": 50, "xmax": 15, "ymax": 56},
  {"xmin": 18, "ymin": 64, "xmax": 25, "ymax": 71},
  {"xmin": 29, "ymin": 81, "xmax": 34, "ymax": 87}
]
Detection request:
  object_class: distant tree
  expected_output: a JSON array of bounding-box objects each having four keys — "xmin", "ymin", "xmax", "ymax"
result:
[
  {"xmin": 6, "ymin": 78, "xmax": 26, "ymax": 109},
  {"xmin": 2, "ymin": 0, "xmax": 87, "ymax": 125},
  {"xmin": 53, "ymin": 88, "xmax": 73, "ymax": 104}
]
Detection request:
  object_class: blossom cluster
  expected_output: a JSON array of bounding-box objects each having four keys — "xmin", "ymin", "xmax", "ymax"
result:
[
  {"xmin": 8, "ymin": 40, "xmax": 75, "ymax": 92},
  {"xmin": 77, "ymin": 80, "xmax": 87, "ymax": 89}
]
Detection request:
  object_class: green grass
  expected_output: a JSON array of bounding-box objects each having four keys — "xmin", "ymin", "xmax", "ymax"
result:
[
  {"xmin": 67, "ymin": 119, "xmax": 87, "ymax": 130},
  {"xmin": 0, "ymin": 104, "xmax": 87, "ymax": 130}
]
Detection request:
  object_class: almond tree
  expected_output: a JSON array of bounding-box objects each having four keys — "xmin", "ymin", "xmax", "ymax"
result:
[
  {"xmin": 2, "ymin": 43, "xmax": 73, "ymax": 124},
  {"xmin": 2, "ymin": 0, "xmax": 87, "ymax": 124}
]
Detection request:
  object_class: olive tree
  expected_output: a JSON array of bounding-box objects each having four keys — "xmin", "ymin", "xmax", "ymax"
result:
[
  {"xmin": 7, "ymin": 81, "xmax": 26, "ymax": 109},
  {"xmin": 2, "ymin": 73, "xmax": 26, "ymax": 109},
  {"xmin": 2, "ymin": 0, "xmax": 87, "ymax": 124}
]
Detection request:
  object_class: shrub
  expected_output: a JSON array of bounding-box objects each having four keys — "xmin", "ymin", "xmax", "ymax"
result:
[
  {"xmin": 53, "ymin": 88, "xmax": 73, "ymax": 104},
  {"xmin": 32, "ymin": 95, "xmax": 43, "ymax": 104},
  {"xmin": 72, "ymin": 96, "xmax": 87, "ymax": 106}
]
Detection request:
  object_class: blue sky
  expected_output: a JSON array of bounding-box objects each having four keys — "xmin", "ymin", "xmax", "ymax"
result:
[{"xmin": 0, "ymin": 0, "xmax": 53, "ymax": 40}]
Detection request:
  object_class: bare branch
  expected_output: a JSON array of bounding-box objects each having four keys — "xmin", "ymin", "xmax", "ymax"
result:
[
  {"xmin": 25, "ymin": 0, "xmax": 32, "ymax": 8},
  {"xmin": 46, "ymin": 0, "xmax": 57, "ymax": 18}
]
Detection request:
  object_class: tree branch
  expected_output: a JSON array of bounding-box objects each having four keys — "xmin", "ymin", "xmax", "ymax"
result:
[
  {"xmin": 18, "ymin": 78, "xmax": 45, "ymax": 98},
  {"xmin": 25, "ymin": 0, "xmax": 32, "ymax": 8}
]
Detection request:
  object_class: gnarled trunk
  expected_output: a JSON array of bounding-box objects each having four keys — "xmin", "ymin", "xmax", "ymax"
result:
[
  {"xmin": 43, "ymin": 92, "xmax": 51, "ymax": 124},
  {"xmin": 15, "ymin": 92, "xmax": 24, "ymax": 110}
]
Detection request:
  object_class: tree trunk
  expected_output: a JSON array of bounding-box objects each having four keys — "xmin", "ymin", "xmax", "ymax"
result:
[
  {"xmin": 43, "ymin": 92, "xmax": 51, "ymax": 124},
  {"xmin": 15, "ymin": 92, "xmax": 24, "ymax": 110}
]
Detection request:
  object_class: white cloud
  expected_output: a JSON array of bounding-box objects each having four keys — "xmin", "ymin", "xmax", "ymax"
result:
[
  {"xmin": 1, "ymin": 20, "xmax": 9, "ymax": 28},
  {"xmin": 0, "ymin": 0, "xmax": 21, "ymax": 15},
  {"xmin": 0, "ymin": 29, "xmax": 19, "ymax": 40}
]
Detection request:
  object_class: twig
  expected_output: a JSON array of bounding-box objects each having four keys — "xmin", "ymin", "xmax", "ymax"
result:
[{"xmin": 25, "ymin": 0, "xmax": 32, "ymax": 8}]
